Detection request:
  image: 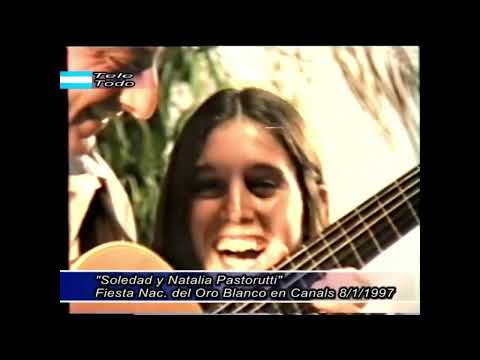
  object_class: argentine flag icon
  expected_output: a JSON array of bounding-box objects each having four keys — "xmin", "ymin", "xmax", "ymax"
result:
[{"xmin": 60, "ymin": 71, "xmax": 93, "ymax": 89}]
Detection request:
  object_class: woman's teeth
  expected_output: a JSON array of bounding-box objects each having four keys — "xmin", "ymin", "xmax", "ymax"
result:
[
  {"xmin": 215, "ymin": 238, "xmax": 266, "ymax": 269},
  {"xmin": 217, "ymin": 238, "xmax": 263, "ymax": 252}
]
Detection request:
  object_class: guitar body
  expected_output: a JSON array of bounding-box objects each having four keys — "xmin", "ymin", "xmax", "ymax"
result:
[{"xmin": 69, "ymin": 241, "xmax": 203, "ymax": 314}]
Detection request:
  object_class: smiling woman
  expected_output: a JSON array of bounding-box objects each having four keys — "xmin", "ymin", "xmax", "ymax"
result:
[
  {"xmin": 151, "ymin": 87, "xmax": 379, "ymax": 314},
  {"xmin": 153, "ymin": 87, "xmax": 329, "ymax": 271}
]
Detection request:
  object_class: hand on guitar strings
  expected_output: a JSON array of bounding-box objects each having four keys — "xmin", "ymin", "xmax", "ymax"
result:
[
  {"xmin": 307, "ymin": 268, "xmax": 371, "ymax": 314},
  {"xmin": 255, "ymin": 242, "xmax": 371, "ymax": 314}
]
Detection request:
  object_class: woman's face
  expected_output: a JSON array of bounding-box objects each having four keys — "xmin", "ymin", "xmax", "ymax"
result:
[{"xmin": 189, "ymin": 118, "xmax": 304, "ymax": 271}]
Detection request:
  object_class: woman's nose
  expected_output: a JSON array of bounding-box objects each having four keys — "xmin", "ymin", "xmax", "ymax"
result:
[
  {"xmin": 221, "ymin": 180, "xmax": 254, "ymax": 224},
  {"xmin": 118, "ymin": 68, "xmax": 160, "ymax": 121}
]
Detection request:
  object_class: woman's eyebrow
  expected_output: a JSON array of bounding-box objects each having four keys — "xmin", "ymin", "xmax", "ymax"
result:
[
  {"xmin": 193, "ymin": 164, "xmax": 216, "ymax": 176},
  {"xmin": 247, "ymin": 164, "xmax": 286, "ymax": 179}
]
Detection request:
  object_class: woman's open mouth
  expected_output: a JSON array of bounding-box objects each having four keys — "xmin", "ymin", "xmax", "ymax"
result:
[{"xmin": 216, "ymin": 237, "xmax": 266, "ymax": 270}]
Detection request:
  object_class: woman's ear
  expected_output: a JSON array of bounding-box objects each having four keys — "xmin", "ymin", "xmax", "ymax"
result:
[{"xmin": 318, "ymin": 184, "xmax": 329, "ymax": 227}]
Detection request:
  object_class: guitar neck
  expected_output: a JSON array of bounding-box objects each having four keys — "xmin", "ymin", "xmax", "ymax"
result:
[{"xmin": 276, "ymin": 165, "xmax": 420, "ymax": 271}]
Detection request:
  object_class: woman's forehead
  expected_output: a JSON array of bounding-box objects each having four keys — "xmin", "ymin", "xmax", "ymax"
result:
[{"xmin": 197, "ymin": 119, "xmax": 294, "ymax": 170}]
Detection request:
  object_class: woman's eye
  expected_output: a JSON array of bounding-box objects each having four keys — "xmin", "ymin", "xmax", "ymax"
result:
[
  {"xmin": 248, "ymin": 180, "xmax": 278, "ymax": 198},
  {"xmin": 192, "ymin": 180, "xmax": 224, "ymax": 198}
]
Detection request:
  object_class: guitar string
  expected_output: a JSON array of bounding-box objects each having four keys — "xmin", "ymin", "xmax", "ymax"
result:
[
  {"xmin": 299, "ymin": 188, "xmax": 419, "ymax": 272},
  {"xmin": 275, "ymin": 166, "xmax": 419, "ymax": 271}
]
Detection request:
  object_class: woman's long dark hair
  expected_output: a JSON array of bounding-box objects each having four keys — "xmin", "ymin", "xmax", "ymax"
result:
[{"xmin": 153, "ymin": 88, "xmax": 327, "ymax": 269}]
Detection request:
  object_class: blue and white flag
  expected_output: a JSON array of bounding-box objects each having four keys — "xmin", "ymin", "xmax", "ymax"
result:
[{"xmin": 60, "ymin": 71, "xmax": 93, "ymax": 89}]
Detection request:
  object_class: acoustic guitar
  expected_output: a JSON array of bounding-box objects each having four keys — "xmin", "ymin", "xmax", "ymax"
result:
[
  {"xmin": 68, "ymin": 165, "xmax": 419, "ymax": 314},
  {"xmin": 69, "ymin": 241, "xmax": 203, "ymax": 314}
]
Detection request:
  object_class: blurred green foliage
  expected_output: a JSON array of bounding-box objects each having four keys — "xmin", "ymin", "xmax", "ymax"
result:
[{"xmin": 96, "ymin": 47, "xmax": 230, "ymax": 246}]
